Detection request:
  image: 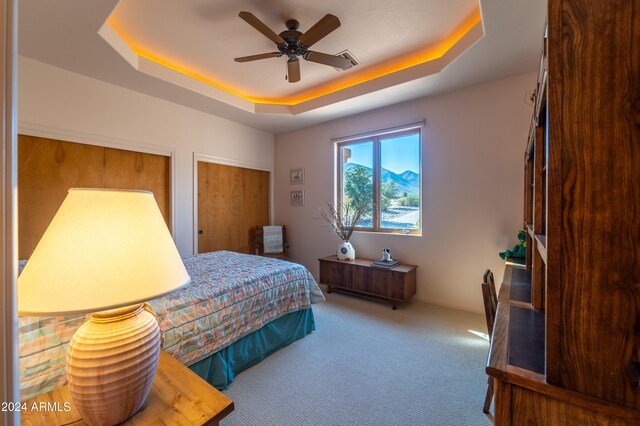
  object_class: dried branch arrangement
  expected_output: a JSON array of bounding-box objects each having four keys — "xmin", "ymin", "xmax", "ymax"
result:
[{"xmin": 319, "ymin": 199, "xmax": 368, "ymax": 241}]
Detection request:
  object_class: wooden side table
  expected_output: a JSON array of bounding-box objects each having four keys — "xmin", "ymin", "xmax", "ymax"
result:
[
  {"xmin": 20, "ymin": 350, "xmax": 234, "ymax": 425},
  {"xmin": 319, "ymin": 255, "xmax": 417, "ymax": 309}
]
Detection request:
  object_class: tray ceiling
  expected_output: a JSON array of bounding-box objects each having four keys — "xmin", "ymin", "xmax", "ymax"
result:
[
  {"xmin": 18, "ymin": 0, "xmax": 547, "ymax": 133},
  {"xmin": 101, "ymin": 0, "xmax": 481, "ymax": 114}
]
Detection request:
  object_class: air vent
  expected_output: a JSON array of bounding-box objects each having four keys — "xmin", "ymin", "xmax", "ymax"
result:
[{"xmin": 334, "ymin": 50, "xmax": 359, "ymax": 71}]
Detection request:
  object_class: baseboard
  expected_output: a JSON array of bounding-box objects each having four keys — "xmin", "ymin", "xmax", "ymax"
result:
[
  {"xmin": 317, "ymin": 281, "xmax": 483, "ymax": 315},
  {"xmin": 413, "ymin": 297, "xmax": 483, "ymax": 315}
]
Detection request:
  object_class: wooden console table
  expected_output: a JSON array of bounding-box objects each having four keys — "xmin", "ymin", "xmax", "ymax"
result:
[
  {"xmin": 20, "ymin": 350, "xmax": 234, "ymax": 425},
  {"xmin": 318, "ymin": 255, "xmax": 416, "ymax": 309}
]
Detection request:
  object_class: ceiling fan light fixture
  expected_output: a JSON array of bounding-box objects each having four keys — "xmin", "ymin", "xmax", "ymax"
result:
[
  {"xmin": 287, "ymin": 58, "xmax": 301, "ymax": 83},
  {"xmin": 236, "ymin": 11, "xmax": 349, "ymax": 83}
]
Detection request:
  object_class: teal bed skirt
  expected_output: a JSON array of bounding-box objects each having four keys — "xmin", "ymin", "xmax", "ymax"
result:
[{"xmin": 189, "ymin": 308, "xmax": 315, "ymax": 389}]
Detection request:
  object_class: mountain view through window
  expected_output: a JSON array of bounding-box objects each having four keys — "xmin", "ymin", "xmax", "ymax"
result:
[{"xmin": 338, "ymin": 128, "xmax": 421, "ymax": 233}]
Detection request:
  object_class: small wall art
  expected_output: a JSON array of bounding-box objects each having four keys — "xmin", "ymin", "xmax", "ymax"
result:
[
  {"xmin": 290, "ymin": 190, "xmax": 304, "ymax": 206},
  {"xmin": 289, "ymin": 168, "xmax": 304, "ymax": 184}
]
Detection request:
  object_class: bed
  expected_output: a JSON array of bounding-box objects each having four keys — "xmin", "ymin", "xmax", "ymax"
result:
[{"xmin": 18, "ymin": 250, "xmax": 324, "ymax": 400}]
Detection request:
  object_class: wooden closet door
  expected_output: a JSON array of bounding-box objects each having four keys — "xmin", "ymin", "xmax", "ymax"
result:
[
  {"xmin": 18, "ymin": 135, "xmax": 171, "ymax": 259},
  {"xmin": 18, "ymin": 136, "xmax": 104, "ymax": 259},
  {"xmin": 197, "ymin": 161, "xmax": 269, "ymax": 254},
  {"xmin": 103, "ymin": 147, "xmax": 171, "ymax": 229}
]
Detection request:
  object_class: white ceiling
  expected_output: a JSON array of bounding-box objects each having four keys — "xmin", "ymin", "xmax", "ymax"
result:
[
  {"xmin": 107, "ymin": 0, "xmax": 477, "ymax": 99},
  {"xmin": 18, "ymin": 0, "xmax": 547, "ymax": 134}
]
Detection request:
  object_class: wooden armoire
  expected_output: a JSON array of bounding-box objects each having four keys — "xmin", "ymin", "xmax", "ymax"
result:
[{"xmin": 487, "ymin": 0, "xmax": 640, "ymax": 424}]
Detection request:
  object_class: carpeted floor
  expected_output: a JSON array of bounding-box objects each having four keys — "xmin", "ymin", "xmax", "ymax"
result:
[{"xmin": 221, "ymin": 289, "xmax": 494, "ymax": 426}]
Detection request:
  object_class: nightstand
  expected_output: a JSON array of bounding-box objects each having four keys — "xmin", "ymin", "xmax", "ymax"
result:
[{"xmin": 20, "ymin": 350, "xmax": 234, "ymax": 425}]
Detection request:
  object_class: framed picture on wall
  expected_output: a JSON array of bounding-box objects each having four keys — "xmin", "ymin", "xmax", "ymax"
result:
[
  {"xmin": 290, "ymin": 190, "xmax": 304, "ymax": 206},
  {"xmin": 289, "ymin": 168, "xmax": 304, "ymax": 184}
]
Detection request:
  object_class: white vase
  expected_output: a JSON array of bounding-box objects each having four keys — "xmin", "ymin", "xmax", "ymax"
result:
[{"xmin": 337, "ymin": 240, "xmax": 355, "ymax": 261}]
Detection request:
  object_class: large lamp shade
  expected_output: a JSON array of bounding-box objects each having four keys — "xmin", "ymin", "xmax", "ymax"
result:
[
  {"xmin": 18, "ymin": 188, "xmax": 189, "ymax": 315},
  {"xmin": 18, "ymin": 188, "xmax": 190, "ymax": 425}
]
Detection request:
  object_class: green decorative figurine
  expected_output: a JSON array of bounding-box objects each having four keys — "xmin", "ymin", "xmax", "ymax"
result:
[{"xmin": 499, "ymin": 229, "xmax": 527, "ymax": 259}]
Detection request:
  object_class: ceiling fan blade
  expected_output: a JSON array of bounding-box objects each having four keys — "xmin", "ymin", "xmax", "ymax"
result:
[
  {"xmin": 235, "ymin": 52, "xmax": 282, "ymax": 63},
  {"xmin": 239, "ymin": 11, "xmax": 286, "ymax": 45},
  {"xmin": 287, "ymin": 59, "xmax": 301, "ymax": 83},
  {"xmin": 304, "ymin": 51, "xmax": 353, "ymax": 70},
  {"xmin": 298, "ymin": 14, "xmax": 341, "ymax": 48}
]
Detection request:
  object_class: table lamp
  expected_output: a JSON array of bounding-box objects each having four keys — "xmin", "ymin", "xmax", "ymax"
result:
[{"xmin": 18, "ymin": 188, "xmax": 190, "ymax": 426}]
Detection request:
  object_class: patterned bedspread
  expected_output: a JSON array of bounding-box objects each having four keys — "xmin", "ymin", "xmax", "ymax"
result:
[{"xmin": 18, "ymin": 251, "xmax": 324, "ymax": 400}]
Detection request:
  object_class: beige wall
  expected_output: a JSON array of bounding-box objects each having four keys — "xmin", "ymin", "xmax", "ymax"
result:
[
  {"xmin": 19, "ymin": 56, "xmax": 535, "ymax": 313},
  {"xmin": 18, "ymin": 57, "xmax": 274, "ymax": 257},
  {"xmin": 275, "ymin": 72, "xmax": 536, "ymax": 313}
]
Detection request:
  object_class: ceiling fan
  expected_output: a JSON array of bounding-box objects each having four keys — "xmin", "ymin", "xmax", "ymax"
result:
[{"xmin": 235, "ymin": 11, "xmax": 354, "ymax": 83}]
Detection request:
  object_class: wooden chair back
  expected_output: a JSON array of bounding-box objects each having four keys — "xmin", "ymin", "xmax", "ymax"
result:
[
  {"xmin": 255, "ymin": 225, "xmax": 288, "ymax": 259},
  {"xmin": 482, "ymin": 269, "xmax": 498, "ymax": 337},
  {"xmin": 481, "ymin": 268, "xmax": 498, "ymax": 414}
]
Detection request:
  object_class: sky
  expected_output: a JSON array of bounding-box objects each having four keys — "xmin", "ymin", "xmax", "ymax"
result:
[{"xmin": 344, "ymin": 134, "xmax": 420, "ymax": 174}]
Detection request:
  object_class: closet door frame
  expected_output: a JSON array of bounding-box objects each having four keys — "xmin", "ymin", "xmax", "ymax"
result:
[{"xmin": 192, "ymin": 152, "xmax": 273, "ymax": 255}]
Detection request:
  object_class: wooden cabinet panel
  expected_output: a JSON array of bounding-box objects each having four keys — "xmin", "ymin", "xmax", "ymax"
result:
[
  {"xmin": 351, "ymin": 265, "xmax": 371, "ymax": 293},
  {"xmin": 511, "ymin": 387, "xmax": 634, "ymax": 426},
  {"xmin": 319, "ymin": 259, "xmax": 344, "ymax": 286},
  {"xmin": 545, "ymin": 0, "xmax": 640, "ymax": 407},
  {"xmin": 318, "ymin": 256, "xmax": 416, "ymax": 309}
]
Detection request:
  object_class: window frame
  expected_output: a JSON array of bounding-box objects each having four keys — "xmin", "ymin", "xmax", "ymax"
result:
[{"xmin": 336, "ymin": 127, "xmax": 422, "ymax": 235}]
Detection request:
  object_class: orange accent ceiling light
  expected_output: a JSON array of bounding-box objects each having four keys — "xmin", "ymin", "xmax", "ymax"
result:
[{"xmin": 106, "ymin": 9, "xmax": 481, "ymax": 106}]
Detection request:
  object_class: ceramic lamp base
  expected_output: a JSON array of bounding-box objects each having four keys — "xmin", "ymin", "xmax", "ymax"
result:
[{"xmin": 66, "ymin": 304, "xmax": 161, "ymax": 426}]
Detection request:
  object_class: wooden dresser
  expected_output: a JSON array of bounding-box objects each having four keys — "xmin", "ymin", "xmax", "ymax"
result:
[{"xmin": 487, "ymin": 1, "xmax": 640, "ymax": 424}]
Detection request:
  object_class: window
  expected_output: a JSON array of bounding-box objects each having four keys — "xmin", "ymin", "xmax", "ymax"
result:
[{"xmin": 336, "ymin": 125, "xmax": 422, "ymax": 234}]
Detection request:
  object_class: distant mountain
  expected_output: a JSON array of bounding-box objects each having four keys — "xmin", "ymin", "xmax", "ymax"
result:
[
  {"xmin": 345, "ymin": 163, "xmax": 419, "ymax": 195},
  {"xmin": 399, "ymin": 170, "xmax": 420, "ymax": 187}
]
